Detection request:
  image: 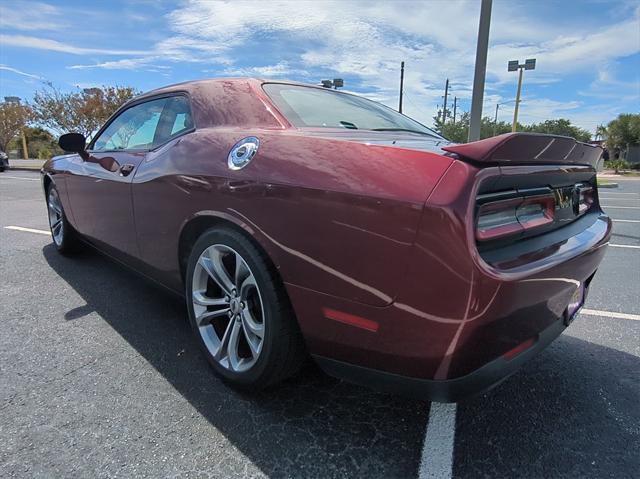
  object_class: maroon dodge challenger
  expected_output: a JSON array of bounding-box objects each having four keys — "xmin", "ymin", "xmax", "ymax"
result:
[{"xmin": 42, "ymin": 78, "xmax": 611, "ymax": 401}]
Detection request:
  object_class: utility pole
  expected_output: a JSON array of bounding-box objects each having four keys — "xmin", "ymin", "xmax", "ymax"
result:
[
  {"xmin": 493, "ymin": 103, "xmax": 499, "ymax": 137},
  {"xmin": 442, "ymin": 79, "xmax": 449, "ymax": 124},
  {"xmin": 508, "ymin": 58, "xmax": 536, "ymax": 132},
  {"xmin": 453, "ymin": 97, "xmax": 458, "ymax": 125},
  {"xmin": 399, "ymin": 61, "xmax": 405, "ymax": 113},
  {"xmin": 468, "ymin": 0, "xmax": 492, "ymax": 142}
]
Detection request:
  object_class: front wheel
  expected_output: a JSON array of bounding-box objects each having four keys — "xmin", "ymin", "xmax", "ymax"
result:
[
  {"xmin": 47, "ymin": 184, "xmax": 80, "ymax": 255},
  {"xmin": 185, "ymin": 227, "xmax": 305, "ymax": 390}
]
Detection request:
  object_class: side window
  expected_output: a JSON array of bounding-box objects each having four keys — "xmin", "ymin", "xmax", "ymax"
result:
[
  {"xmin": 171, "ymin": 113, "xmax": 189, "ymax": 135},
  {"xmin": 156, "ymin": 96, "xmax": 194, "ymax": 144},
  {"xmin": 92, "ymin": 98, "xmax": 166, "ymax": 151}
]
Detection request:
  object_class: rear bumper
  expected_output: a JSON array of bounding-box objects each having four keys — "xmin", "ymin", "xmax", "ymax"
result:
[
  {"xmin": 314, "ymin": 314, "xmax": 568, "ymax": 402},
  {"xmin": 287, "ymin": 212, "xmax": 610, "ymax": 399}
]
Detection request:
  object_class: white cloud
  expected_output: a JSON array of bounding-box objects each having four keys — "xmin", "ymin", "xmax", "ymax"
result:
[
  {"xmin": 0, "ymin": 2, "xmax": 65, "ymax": 31},
  {"xmin": 1, "ymin": 0, "xmax": 637, "ymax": 134},
  {"xmin": 158, "ymin": 0, "xmax": 639, "ymax": 131},
  {"xmin": 0, "ymin": 64, "xmax": 46, "ymax": 81},
  {"xmin": 0, "ymin": 34, "xmax": 148, "ymax": 55},
  {"xmin": 68, "ymin": 58, "xmax": 170, "ymax": 71}
]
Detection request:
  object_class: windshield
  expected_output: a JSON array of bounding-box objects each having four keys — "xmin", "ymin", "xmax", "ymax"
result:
[{"xmin": 263, "ymin": 83, "xmax": 442, "ymax": 139}]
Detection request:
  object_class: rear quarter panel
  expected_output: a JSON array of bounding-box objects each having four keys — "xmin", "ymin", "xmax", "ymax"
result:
[{"xmin": 132, "ymin": 128, "xmax": 452, "ymax": 305}]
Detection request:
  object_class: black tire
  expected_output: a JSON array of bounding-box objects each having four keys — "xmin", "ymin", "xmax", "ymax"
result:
[
  {"xmin": 46, "ymin": 184, "xmax": 81, "ymax": 255},
  {"xmin": 185, "ymin": 226, "xmax": 306, "ymax": 390}
]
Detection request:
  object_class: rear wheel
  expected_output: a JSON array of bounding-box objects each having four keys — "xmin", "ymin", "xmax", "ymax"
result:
[
  {"xmin": 47, "ymin": 184, "xmax": 80, "ymax": 255},
  {"xmin": 185, "ymin": 227, "xmax": 305, "ymax": 389}
]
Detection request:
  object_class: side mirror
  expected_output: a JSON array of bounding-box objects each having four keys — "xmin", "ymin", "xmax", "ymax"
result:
[{"xmin": 58, "ymin": 133, "xmax": 86, "ymax": 153}]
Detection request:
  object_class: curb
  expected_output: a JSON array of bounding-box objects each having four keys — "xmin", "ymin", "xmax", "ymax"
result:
[
  {"xmin": 7, "ymin": 167, "xmax": 43, "ymax": 172},
  {"xmin": 598, "ymin": 182, "xmax": 619, "ymax": 189}
]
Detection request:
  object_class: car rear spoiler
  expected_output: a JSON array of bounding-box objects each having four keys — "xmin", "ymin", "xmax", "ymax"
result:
[{"xmin": 441, "ymin": 133, "xmax": 602, "ymax": 168}]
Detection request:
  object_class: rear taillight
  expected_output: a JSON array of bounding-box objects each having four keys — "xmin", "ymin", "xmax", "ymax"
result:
[{"xmin": 476, "ymin": 194, "xmax": 555, "ymax": 241}]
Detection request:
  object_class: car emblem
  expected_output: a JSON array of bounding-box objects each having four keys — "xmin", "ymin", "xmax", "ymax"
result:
[
  {"xmin": 228, "ymin": 137, "xmax": 259, "ymax": 170},
  {"xmin": 553, "ymin": 187, "xmax": 572, "ymax": 210},
  {"xmin": 572, "ymin": 183, "xmax": 589, "ymax": 216}
]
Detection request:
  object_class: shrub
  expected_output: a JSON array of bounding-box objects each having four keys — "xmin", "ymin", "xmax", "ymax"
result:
[
  {"xmin": 37, "ymin": 148, "xmax": 52, "ymax": 160},
  {"xmin": 606, "ymin": 159, "xmax": 630, "ymax": 174}
]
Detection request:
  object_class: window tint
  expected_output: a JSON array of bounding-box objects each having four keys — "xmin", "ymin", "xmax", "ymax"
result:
[
  {"xmin": 163, "ymin": 96, "xmax": 193, "ymax": 138},
  {"xmin": 171, "ymin": 113, "xmax": 189, "ymax": 134},
  {"xmin": 93, "ymin": 98, "xmax": 165, "ymax": 151},
  {"xmin": 263, "ymin": 83, "xmax": 442, "ymax": 138},
  {"xmin": 92, "ymin": 95, "xmax": 193, "ymax": 151}
]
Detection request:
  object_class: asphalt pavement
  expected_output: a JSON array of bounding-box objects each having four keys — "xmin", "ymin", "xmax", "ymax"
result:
[{"xmin": 1, "ymin": 170, "xmax": 638, "ymax": 478}]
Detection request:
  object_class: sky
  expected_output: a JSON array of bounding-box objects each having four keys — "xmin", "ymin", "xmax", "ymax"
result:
[{"xmin": 0, "ymin": 0, "xmax": 639, "ymax": 135}]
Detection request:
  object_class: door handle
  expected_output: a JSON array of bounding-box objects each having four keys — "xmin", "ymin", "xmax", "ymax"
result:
[{"xmin": 119, "ymin": 164, "xmax": 135, "ymax": 177}]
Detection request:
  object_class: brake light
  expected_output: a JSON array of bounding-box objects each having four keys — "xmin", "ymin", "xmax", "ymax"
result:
[{"xmin": 476, "ymin": 194, "xmax": 555, "ymax": 241}]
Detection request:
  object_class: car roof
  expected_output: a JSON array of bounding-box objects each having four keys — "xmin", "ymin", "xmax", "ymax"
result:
[
  {"xmin": 137, "ymin": 77, "xmax": 320, "ymax": 99},
  {"xmin": 127, "ymin": 78, "xmax": 338, "ymax": 129}
]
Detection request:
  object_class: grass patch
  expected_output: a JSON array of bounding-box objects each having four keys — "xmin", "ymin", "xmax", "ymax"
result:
[{"xmin": 597, "ymin": 178, "xmax": 617, "ymax": 188}]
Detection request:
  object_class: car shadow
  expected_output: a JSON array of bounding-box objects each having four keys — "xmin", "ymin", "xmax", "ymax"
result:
[
  {"xmin": 454, "ymin": 332, "xmax": 640, "ymax": 478},
  {"xmin": 42, "ymin": 244, "xmax": 639, "ymax": 478},
  {"xmin": 42, "ymin": 244, "xmax": 429, "ymax": 478}
]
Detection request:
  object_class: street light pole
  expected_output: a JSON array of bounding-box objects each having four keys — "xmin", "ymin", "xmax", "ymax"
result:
[
  {"xmin": 468, "ymin": 0, "xmax": 492, "ymax": 142},
  {"xmin": 512, "ymin": 67, "xmax": 524, "ymax": 132},
  {"xmin": 508, "ymin": 58, "xmax": 536, "ymax": 132},
  {"xmin": 493, "ymin": 99, "xmax": 516, "ymax": 137}
]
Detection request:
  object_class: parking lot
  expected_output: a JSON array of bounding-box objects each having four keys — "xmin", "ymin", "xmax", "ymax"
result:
[{"xmin": 1, "ymin": 170, "xmax": 638, "ymax": 478}]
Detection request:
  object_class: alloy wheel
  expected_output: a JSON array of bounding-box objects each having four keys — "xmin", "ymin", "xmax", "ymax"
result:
[
  {"xmin": 191, "ymin": 244, "xmax": 265, "ymax": 372},
  {"xmin": 48, "ymin": 188, "xmax": 64, "ymax": 246}
]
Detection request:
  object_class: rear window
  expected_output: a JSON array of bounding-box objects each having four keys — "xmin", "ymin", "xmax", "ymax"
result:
[{"xmin": 263, "ymin": 83, "xmax": 442, "ymax": 138}]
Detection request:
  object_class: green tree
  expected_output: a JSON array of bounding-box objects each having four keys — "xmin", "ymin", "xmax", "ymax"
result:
[
  {"xmin": 439, "ymin": 112, "xmax": 469, "ymax": 143},
  {"xmin": 7, "ymin": 126, "xmax": 62, "ymax": 159},
  {"xmin": 438, "ymin": 115, "xmax": 592, "ymax": 144},
  {"xmin": 522, "ymin": 119, "xmax": 591, "ymax": 142},
  {"xmin": 439, "ymin": 112, "xmax": 512, "ymax": 143},
  {"xmin": 31, "ymin": 85, "xmax": 139, "ymax": 139},
  {"xmin": 0, "ymin": 101, "xmax": 33, "ymax": 152},
  {"xmin": 605, "ymin": 113, "xmax": 640, "ymax": 151}
]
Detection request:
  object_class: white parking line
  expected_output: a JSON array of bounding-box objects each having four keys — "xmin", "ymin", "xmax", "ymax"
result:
[
  {"xmin": 609, "ymin": 244, "xmax": 640, "ymax": 249},
  {"xmin": 601, "ymin": 205, "xmax": 640, "ymax": 209},
  {"xmin": 600, "ymin": 199, "xmax": 640, "ymax": 202},
  {"xmin": 419, "ymin": 403, "xmax": 457, "ymax": 479},
  {"xmin": 612, "ymin": 219, "xmax": 640, "ymax": 223},
  {"xmin": 0, "ymin": 175, "xmax": 40, "ymax": 181},
  {"xmin": 599, "ymin": 192, "xmax": 639, "ymax": 195},
  {"xmin": 4, "ymin": 226, "xmax": 50, "ymax": 235},
  {"xmin": 581, "ymin": 309, "xmax": 640, "ymax": 321}
]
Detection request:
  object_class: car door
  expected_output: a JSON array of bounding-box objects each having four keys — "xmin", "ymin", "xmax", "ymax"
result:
[{"xmin": 68, "ymin": 97, "xmax": 170, "ymax": 260}]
